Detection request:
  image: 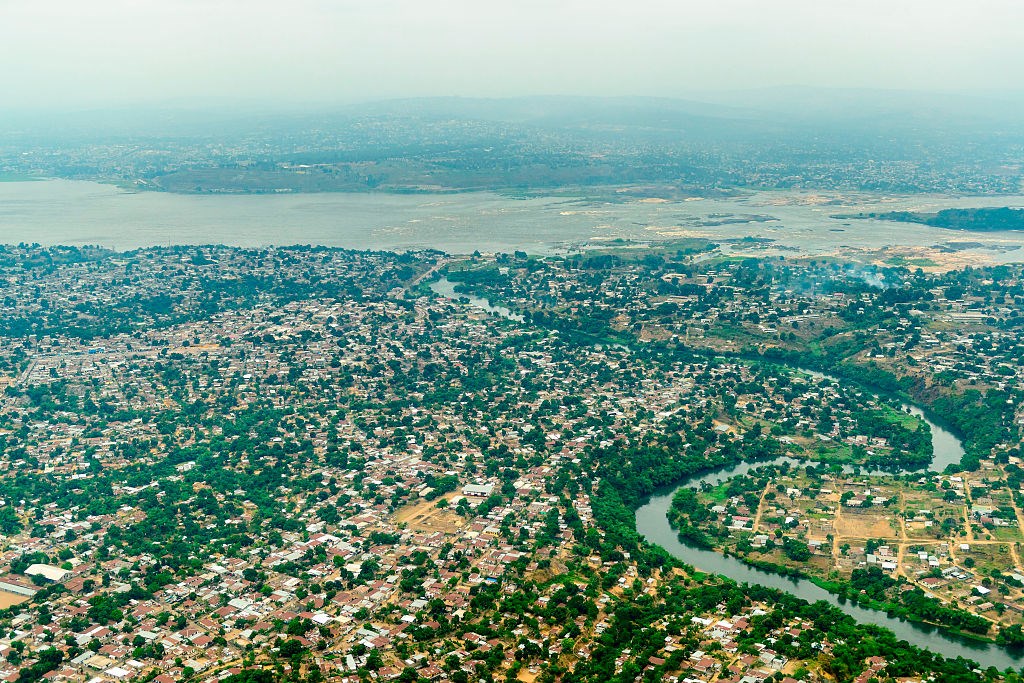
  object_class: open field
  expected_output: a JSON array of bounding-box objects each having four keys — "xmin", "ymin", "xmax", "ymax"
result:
[
  {"xmin": 394, "ymin": 494, "xmax": 467, "ymax": 533},
  {"xmin": 0, "ymin": 591, "xmax": 30, "ymax": 609},
  {"xmin": 834, "ymin": 510, "xmax": 898, "ymax": 538}
]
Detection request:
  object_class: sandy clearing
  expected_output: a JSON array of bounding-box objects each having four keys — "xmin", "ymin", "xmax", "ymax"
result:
[{"xmin": 0, "ymin": 591, "xmax": 30, "ymax": 609}]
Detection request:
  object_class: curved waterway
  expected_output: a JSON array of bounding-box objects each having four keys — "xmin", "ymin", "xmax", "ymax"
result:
[
  {"xmin": 428, "ymin": 277, "xmax": 524, "ymax": 321},
  {"xmin": 636, "ymin": 390, "xmax": 1021, "ymax": 667},
  {"xmin": 429, "ymin": 277, "xmax": 1023, "ymax": 668}
]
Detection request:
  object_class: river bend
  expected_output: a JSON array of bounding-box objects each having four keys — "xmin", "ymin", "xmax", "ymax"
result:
[{"xmin": 429, "ymin": 277, "xmax": 1023, "ymax": 668}]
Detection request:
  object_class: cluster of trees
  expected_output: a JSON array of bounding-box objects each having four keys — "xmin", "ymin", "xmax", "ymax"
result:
[
  {"xmin": 781, "ymin": 537, "xmax": 811, "ymax": 562},
  {"xmin": 15, "ymin": 647, "xmax": 63, "ymax": 683},
  {"xmin": 856, "ymin": 207, "xmax": 1024, "ymax": 232},
  {"xmin": 668, "ymin": 488, "xmax": 715, "ymax": 549}
]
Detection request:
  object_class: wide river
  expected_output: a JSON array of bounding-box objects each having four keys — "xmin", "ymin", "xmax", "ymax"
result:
[
  {"xmin": 3, "ymin": 180, "xmax": 1024, "ymax": 260},
  {"xmin": 431, "ymin": 277, "xmax": 1024, "ymax": 669}
]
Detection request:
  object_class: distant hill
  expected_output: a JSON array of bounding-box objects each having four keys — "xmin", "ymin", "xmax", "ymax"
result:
[
  {"xmin": 2, "ymin": 91, "xmax": 1022, "ymax": 196},
  {"xmin": 4, "ymin": 89, "xmax": 1023, "ymax": 143},
  {"xmin": 838, "ymin": 207, "xmax": 1024, "ymax": 231}
]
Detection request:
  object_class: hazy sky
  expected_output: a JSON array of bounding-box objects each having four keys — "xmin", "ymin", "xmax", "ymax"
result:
[{"xmin": 2, "ymin": 0, "xmax": 1022, "ymax": 109}]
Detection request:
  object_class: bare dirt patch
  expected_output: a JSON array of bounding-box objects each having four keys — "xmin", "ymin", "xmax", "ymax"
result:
[
  {"xmin": 518, "ymin": 670, "xmax": 539, "ymax": 683},
  {"xmin": 0, "ymin": 591, "xmax": 30, "ymax": 609},
  {"xmin": 179, "ymin": 344, "xmax": 222, "ymax": 354},
  {"xmin": 394, "ymin": 494, "xmax": 467, "ymax": 533},
  {"xmin": 834, "ymin": 511, "xmax": 898, "ymax": 539}
]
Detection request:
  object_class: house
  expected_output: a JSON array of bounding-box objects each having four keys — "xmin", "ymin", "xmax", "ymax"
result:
[
  {"xmin": 25, "ymin": 564, "xmax": 71, "ymax": 583},
  {"xmin": 462, "ymin": 484, "xmax": 494, "ymax": 498}
]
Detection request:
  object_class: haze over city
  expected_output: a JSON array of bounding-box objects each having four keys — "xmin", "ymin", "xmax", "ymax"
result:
[{"xmin": 2, "ymin": 0, "xmax": 1023, "ymax": 109}]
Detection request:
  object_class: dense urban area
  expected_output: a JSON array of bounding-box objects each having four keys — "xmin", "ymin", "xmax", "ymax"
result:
[
  {"xmin": 1, "ymin": 240, "xmax": 1024, "ymax": 683},
  {"xmin": 2, "ymin": 97, "xmax": 1022, "ymax": 196}
]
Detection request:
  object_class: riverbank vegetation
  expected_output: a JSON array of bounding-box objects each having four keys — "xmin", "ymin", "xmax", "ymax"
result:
[{"xmin": 837, "ymin": 208, "xmax": 1024, "ymax": 232}]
